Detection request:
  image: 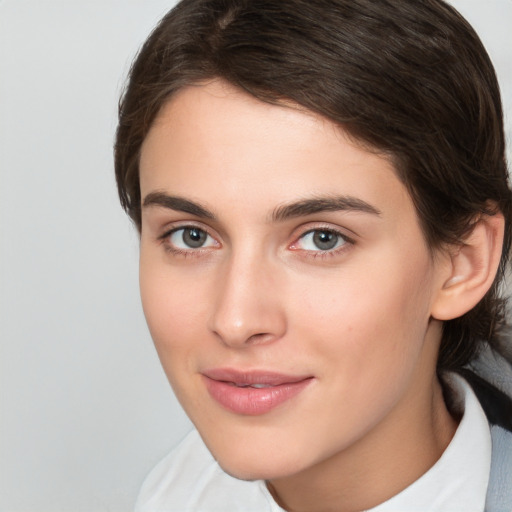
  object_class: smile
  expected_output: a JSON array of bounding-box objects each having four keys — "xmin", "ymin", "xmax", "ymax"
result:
[{"xmin": 201, "ymin": 369, "xmax": 314, "ymax": 416}]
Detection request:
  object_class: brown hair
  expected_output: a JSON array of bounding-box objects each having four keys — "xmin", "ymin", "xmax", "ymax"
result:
[{"xmin": 115, "ymin": 0, "xmax": 512, "ymax": 371}]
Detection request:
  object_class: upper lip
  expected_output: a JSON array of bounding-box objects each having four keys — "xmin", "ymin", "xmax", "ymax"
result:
[{"xmin": 201, "ymin": 368, "xmax": 313, "ymax": 387}]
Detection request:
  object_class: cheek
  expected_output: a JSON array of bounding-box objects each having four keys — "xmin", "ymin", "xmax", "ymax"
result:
[
  {"xmin": 291, "ymin": 247, "xmax": 435, "ymax": 374},
  {"xmin": 139, "ymin": 259, "xmax": 207, "ymax": 357},
  {"xmin": 139, "ymin": 265, "xmax": 213, "ymax": 417},
  {"xmin": 283, "ymin": 254, "xmax": 437, "ymax": 444}
]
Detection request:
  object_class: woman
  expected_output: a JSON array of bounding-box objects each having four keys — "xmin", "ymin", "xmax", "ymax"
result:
[{"xmin": 115, "ymin": 1, "xmax": 512, "ymax": 510}]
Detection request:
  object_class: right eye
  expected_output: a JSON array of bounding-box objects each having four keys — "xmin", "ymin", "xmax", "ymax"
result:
[
  {"xmin": 167, "ymin": 227, "xmax": 218, "ymax": 250},
  {"xmin": 295, "ymin": 229, "xmax": 347, "ymax": 252}
]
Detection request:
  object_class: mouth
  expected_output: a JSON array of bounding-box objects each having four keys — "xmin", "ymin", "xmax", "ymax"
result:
[{"xmin": 201, "ymin": 369, "xmax": 314, "ymax": 416}]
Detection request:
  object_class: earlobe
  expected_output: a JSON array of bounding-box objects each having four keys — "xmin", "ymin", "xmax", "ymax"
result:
[{"xmin": 431, "ymin": 212, "xmax": 504, "ymax": 321}]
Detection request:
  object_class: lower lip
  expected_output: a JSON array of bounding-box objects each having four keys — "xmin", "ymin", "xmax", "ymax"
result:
[{"xmin": 202, "ymin": 376, "xmax": 313, "ymax": 416}]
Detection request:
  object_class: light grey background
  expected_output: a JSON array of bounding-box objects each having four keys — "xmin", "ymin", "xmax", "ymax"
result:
[{"xmin": 0, "ymin": 1, "xmax": 510, "ymax": 511}]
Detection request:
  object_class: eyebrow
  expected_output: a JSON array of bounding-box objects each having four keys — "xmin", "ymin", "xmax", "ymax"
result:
[
  {"xmin": 143, "ymin": 191, "xmax": 215, "ymax": 219},
  {"xmin": 142, "ymin": 191, "xmax": 381, "ymax": 221},
  {"xmin": 271, "ymin": 196, "xmax": 381, "ymax": 222}
]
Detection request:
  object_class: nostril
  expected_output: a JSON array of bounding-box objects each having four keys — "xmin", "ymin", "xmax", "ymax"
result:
[{"xmin": 246, "ymin": 332, "xmax": 274, "ymax": 345}]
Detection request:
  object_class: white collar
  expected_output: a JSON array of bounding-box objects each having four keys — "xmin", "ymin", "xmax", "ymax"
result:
[{"xmin": 365, "ymin": 373, "xmax": 492, "ymax": 512}]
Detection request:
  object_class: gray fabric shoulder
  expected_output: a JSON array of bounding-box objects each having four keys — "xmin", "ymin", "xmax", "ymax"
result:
[
  {"xmin": 470, "ymin": 344, "xmax": 512, "ymax": 511},
  {"xmin": 485, "ymin": 425, "xmax": 512, "ymax": 512},
  {"xmin": 469, "ymin": 344, "xmax": 512, "ymax": 398},
  {"xmin": 462, "ymin": 344, "xmax": 512, "ymax": 431}
]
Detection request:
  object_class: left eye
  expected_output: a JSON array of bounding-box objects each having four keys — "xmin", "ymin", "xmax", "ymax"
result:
[
  {"xmin": 296, "ymin": 229, "xmax": 347, "ymax": 251},
  {"xmin": 168, "ymin": 227, "xmax": 217, "ymax": 249}
]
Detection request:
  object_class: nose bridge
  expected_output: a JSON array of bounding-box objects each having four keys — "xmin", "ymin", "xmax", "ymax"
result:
[{"xmin": 209, "ymin": 245, "xmax": 285, "ymax": 347}]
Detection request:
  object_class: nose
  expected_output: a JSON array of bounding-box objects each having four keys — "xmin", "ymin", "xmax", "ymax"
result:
[{"xmin": 208, "ymin": 252, "xmax": 287, "ymax": 348}]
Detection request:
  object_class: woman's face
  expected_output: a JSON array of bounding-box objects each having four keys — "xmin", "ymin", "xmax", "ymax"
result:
[{"xmin": 138, "ymin": 80, "xmax": 449, "ymax": 481}]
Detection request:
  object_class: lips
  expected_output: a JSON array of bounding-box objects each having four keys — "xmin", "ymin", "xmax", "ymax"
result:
[{"xmin": 201, "ymin": 369, "xmax": 313, "ymax": 415}]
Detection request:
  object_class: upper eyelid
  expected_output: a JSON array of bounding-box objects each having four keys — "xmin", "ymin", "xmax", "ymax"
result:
[
  {"xmin": 158, "ymin": 221, "xmax": 217, "ymax": 239},
  {"xmin": 300, "ymin": 226, "xmax": 348, "ymax": 237},
  {"xmin": 291, "ymin": 222, "xmax": 357, "ymax": 242},
  {"xmin": 291, "ymin": 228, "xmax": 351, "ymax": 249}
]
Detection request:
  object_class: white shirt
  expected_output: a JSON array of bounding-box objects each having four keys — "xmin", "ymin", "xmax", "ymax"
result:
[
  {"xmin": 366, "ymin": 374, "xmax": 491, "ymax": 512},
  {"xmin": 135, "ymin": 375, "xmax": 491, "ymax": 512}
]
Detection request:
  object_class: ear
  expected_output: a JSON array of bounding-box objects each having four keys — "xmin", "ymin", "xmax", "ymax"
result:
[{"xmin": 431, "ymin": 212, "xmax": 505, "ymax": 321}]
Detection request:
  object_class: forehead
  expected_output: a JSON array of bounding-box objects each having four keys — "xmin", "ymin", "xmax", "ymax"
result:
[{"xmin": 139, "ymin": 80, "xmax": 416, "ymax": 228}]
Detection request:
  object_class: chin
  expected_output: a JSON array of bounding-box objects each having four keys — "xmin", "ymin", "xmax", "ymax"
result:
[
  {"xmin": 216, "ymin": 456, "xmax": 298, "ymax": 482},
  {"xmin": 201, "ymin": 432, "xmax": 309, "ymax": 482}
]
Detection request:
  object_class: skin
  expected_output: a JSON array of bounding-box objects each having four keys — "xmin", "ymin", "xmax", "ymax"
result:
[{"xmin": 138, "ymin": 80, "xmax": 458, "ymax": 512}]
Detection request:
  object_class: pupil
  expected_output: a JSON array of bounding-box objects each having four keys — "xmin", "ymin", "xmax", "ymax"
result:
[
  {"xmin": 313, "ymin": 230, "xmax": 338, "ymax": 250},
  {"xmin": 183, "ymin": 228, "xmax": 206, "ymax": 248}
]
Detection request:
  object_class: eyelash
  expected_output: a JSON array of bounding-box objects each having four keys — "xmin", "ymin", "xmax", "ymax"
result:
[{"xmin": 158, "ymin": 224, "xmax": 354, "ymax": 259}]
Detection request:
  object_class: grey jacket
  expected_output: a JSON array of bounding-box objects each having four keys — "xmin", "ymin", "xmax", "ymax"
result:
[{"xmin": 462, "ymin": 345, "xmax": 512, "ymax": 511}]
